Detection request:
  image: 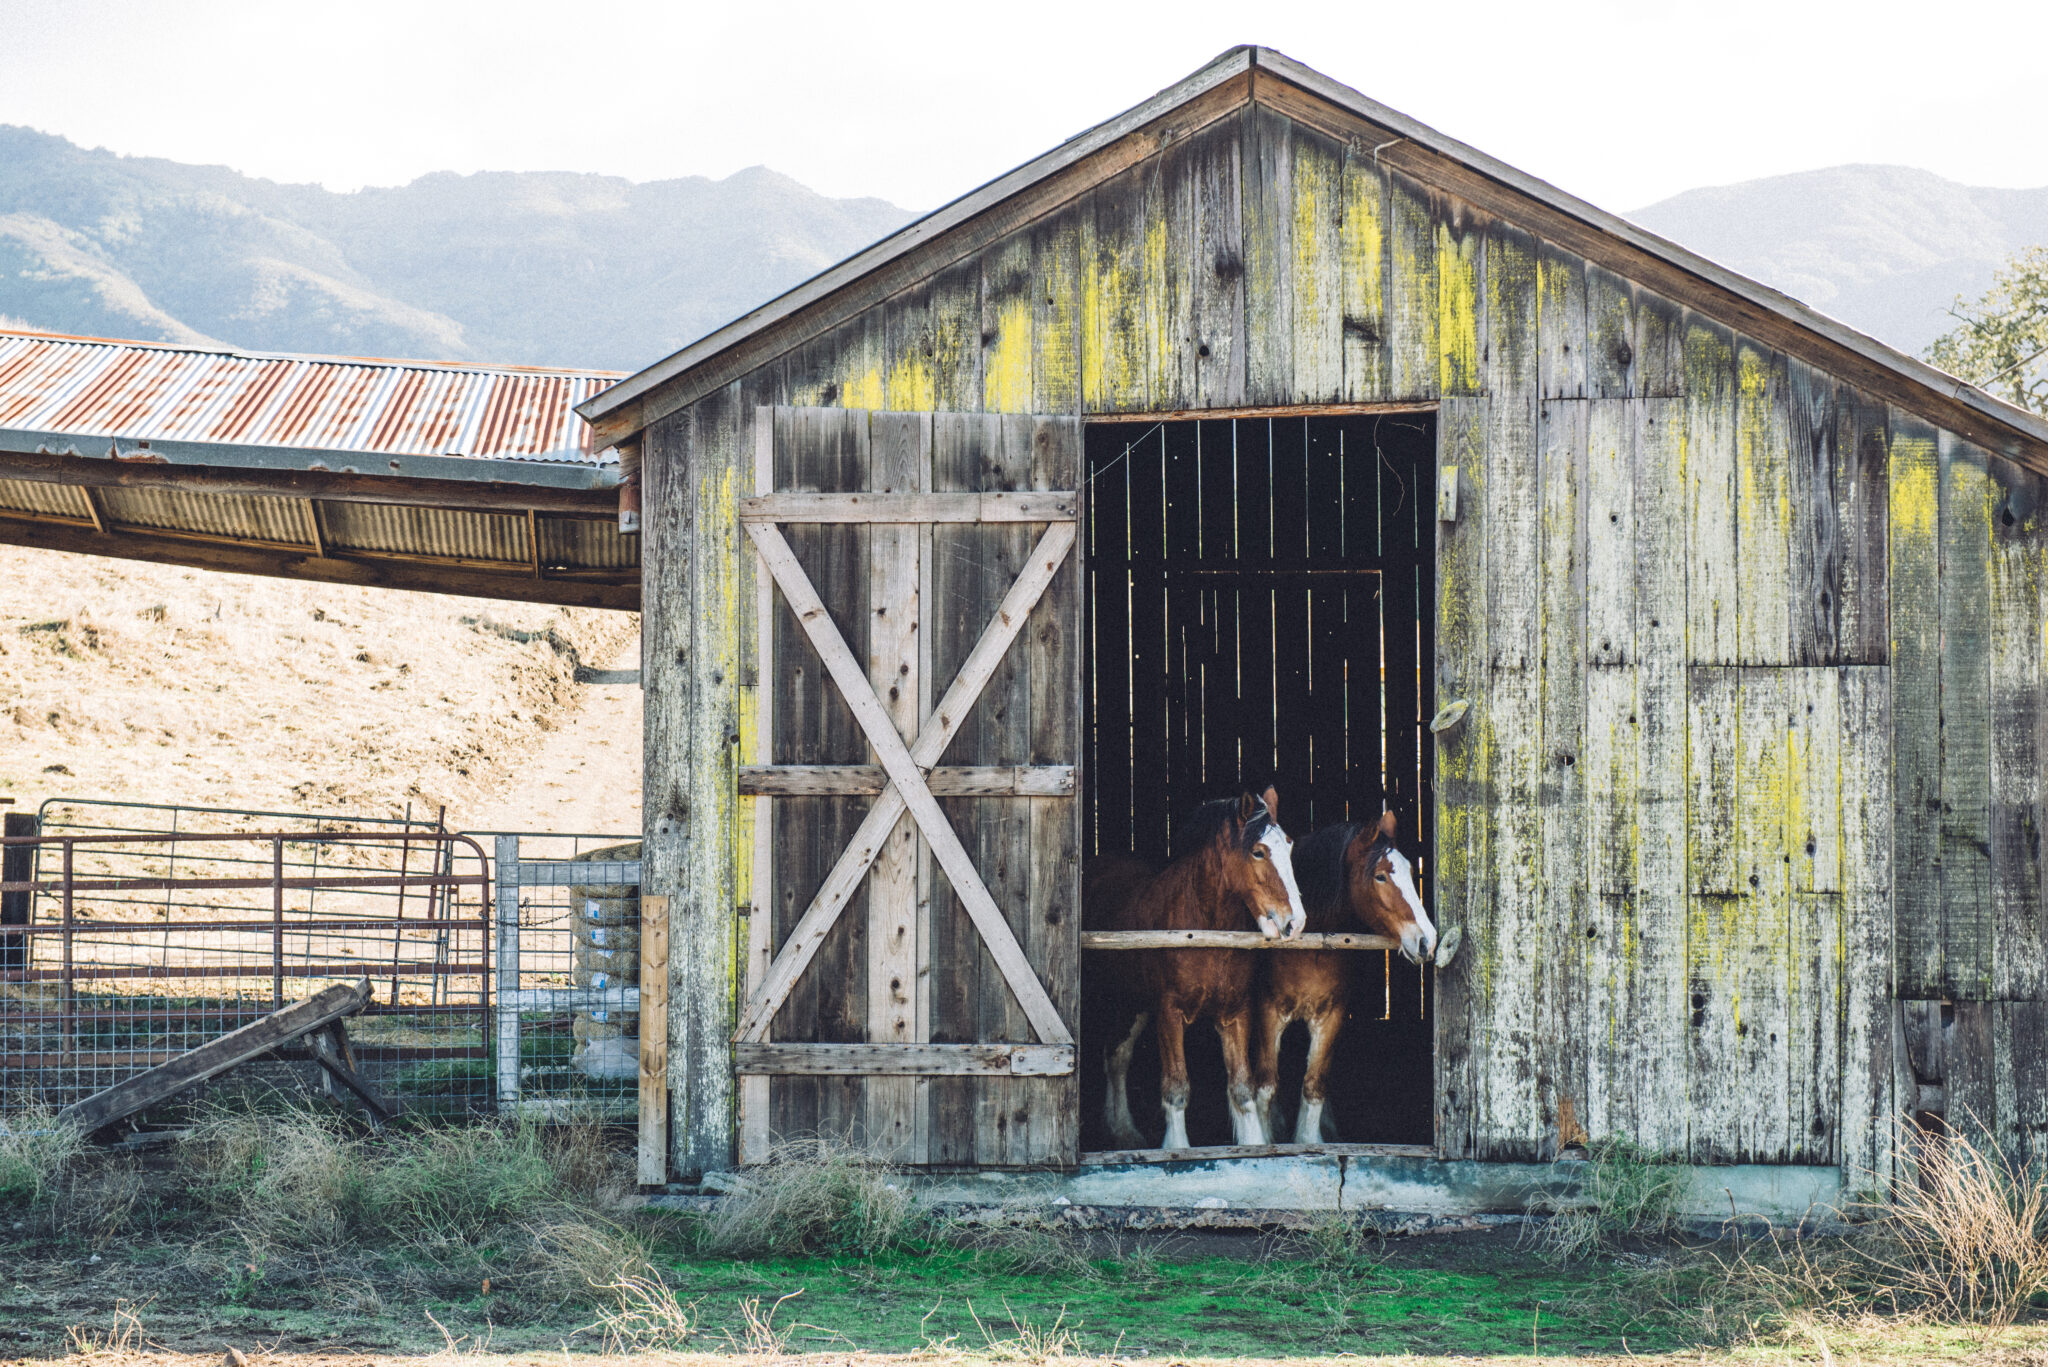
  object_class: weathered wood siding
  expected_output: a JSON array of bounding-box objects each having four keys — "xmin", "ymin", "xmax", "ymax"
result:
[{"xmin": 642, "ymin": 83, "xmax": 2048, "ymax": 1177}]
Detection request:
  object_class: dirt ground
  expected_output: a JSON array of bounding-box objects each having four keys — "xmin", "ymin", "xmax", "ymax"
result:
[{"xmin": 0, "ymin": 545, "xmax": 641, "ymax": 833}]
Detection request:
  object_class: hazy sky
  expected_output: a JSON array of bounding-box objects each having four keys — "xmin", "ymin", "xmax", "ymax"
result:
[{"xmin": 1, "ymin": 0, "xmax": 2042, "ymax": 215}]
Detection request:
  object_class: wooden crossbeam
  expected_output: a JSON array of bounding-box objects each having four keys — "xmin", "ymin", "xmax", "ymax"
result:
[
  {"xmin": 737, "ymin": 764, "xmax": 1075, "ymax": 797},
  {"xmin": 734, "ymin": 519, "xmax": 1077, "ymax": 1047},
  {"xmin": 734, "ymin": 1042, "xmax": 1074, "ymax": 1076},
  {"xmin": 739, "ymin": 491, "xmax": 1076, "ymax": 523},
  {"xmin": 1080, "ymin": 930, "xmax": 1401, "ymax": 950}
]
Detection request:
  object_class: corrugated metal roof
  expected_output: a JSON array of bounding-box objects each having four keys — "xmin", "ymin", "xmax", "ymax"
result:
[{"xmin": 0, "ymin": 328, "xmax": 623, "ymax": 464}]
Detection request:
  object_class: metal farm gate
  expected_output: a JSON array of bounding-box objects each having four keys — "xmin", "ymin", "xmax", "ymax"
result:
[{"xmin": 736, "ymin": 406, "xmax": 1082, "ymax": 1166}]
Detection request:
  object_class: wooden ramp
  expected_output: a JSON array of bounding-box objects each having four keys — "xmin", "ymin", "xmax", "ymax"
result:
[{"xmin": 59, "ymin": 978, "xmax": 392, "ymax": 1134}]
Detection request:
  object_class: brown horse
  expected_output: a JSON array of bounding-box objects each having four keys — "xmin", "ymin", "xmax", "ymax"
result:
[
  {"xmin": 1085, "ymin": 788, "xmax": 1307, "ymax": 1151},
  {"xmin": 1253, "ymin": 810, "xmax": 1436, "ymax": 1144}
]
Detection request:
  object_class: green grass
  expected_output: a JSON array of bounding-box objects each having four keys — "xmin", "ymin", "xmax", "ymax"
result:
[{"xmin": 642, "ymin": 1244, "xmax": 1690, "ymax": 1358}]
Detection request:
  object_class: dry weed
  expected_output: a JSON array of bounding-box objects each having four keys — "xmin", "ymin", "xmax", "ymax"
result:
[
  {"xmin": 63, "ymin": 1298, "xmax": 151, "ymax": 1357},
  {"xmin": 699, "ymin": 1138, "xmax": 921, "ymax": 1257},
  {"xmin": 590, "ymin": 1270, "xmax": 698, "ymax": 1353},
  {"xmin": 727, "ymin": 1289, "xmax": 805, "ymax": 1355},
  {"xmin": 968, "ymin": 1299, "xmax": 1082, "ymax": 1363}
]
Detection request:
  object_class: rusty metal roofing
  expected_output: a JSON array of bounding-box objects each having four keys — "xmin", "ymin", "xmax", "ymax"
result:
[{"xmin": 0, "ymin": 328, "xmax": 623, "ymax": 465}]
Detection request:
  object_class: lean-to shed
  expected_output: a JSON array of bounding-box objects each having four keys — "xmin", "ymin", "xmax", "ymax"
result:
[{"xmin": 581, "ymin": 46, "xmax": 2048, "ymax": 1187}]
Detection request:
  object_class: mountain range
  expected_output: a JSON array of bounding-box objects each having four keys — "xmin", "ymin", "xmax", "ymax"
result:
[{"xmin": 0, "ymin": 125, "xmax": 2042, "ymax": 374}]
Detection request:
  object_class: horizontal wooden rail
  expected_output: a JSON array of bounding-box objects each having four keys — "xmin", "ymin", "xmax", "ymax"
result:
[
  {"xmin": 737, "ymin": 764, "xmax": 1075, "ymax": 797},
  {"xmin": 733, "ymin": 1042, "xmax": 1075, "ymax": 1076},
  {"xmin": 1080, "ymin": 930, "xmax": 1401, "ymax": 950},
  {"xmin": 739, "ymin": 491, "xmax": 1076, "ymax": 523}
]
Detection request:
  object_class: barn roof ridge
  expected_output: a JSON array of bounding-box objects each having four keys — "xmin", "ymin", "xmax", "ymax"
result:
[{"xmin": 578, "ymin": 46, "xmax": 2048, "ymax": 466}]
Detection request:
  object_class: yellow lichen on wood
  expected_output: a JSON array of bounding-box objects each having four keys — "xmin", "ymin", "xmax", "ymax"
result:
[
  {"xmin": 1291, "ymin": 136, "xmax": 1341, "ymax": 400},
  {"xmin": 1338, "ymin": 152, "xmax": 1386, "ymax": 401},
  {"xmin": 1438, "ymin": 221, "xmax": 1480, "ymax": 395},
  {"xmin": 983, "ymin": 293, "xmax": 1033, "ymax": 414}
]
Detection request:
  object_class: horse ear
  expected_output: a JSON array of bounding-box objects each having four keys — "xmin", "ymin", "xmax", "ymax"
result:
[
  {"xmin": 1262, "ymin": 786, "xmax": 1281, "ymax": 823},
  {"xmin": 1238, "ymin": 792, "xmax": 1257, "ymax": 825},
  {"xmin": 1377, "ymin": 808, "xmax": 1398, "ymax": 838}
]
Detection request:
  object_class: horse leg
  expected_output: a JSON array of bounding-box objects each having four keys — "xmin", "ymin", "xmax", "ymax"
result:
[
  {"xmin": 1293, "ymin": 1003, "xmax": 1347, "ymax": 1145},
  {"xmin": 1215, "ymin": 1009, "xmax": 1265, "ymax": 1146},
  {"xmin": 1156, "ymin": 1007, "xmax": 1193, "ymax": 1151},
  {"xmin": 1252, "ymin": 995, "xmax": 1288, "ymax": 1145},
  {"xmin": 1103, "ymin": 1009, "xmax": 1151, "ymax": 1150}
]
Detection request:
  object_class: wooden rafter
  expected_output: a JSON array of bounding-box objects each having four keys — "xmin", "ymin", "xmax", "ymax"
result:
[{"xmin": 735, "ymin": 518, "xmax": 1078, "ymax": 1047}]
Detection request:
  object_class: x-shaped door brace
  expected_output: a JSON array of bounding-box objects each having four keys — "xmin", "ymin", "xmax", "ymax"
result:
[{"xmin": 735, "ymin": 510, "xmax": 1078, "ymax": 1047}]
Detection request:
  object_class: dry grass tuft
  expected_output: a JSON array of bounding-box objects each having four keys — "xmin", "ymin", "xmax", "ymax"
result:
[
  {"xmin": 63, "ymin": 1298, "xmax": 151, "ymax": 1357},
  {"xmin": 589, "ymin": 1269, "xmax": 698, "ymax": 1353},
  {"xmin": 0, "ymin": 1107, "xmax": 84, "ymax": 1208},
  {"xmin": 698, "ymin": 1138, "xmax": 922, "ymax": 1258},
  {"xmin": 967, "ymin": 1299, "xmax": 1083, "ymax": 1363},
  {"xmin": 1528, "ymin": 1138, "xmax": 1689, "ymax": 1261}
]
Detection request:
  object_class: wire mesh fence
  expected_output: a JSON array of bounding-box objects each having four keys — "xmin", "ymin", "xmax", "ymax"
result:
[{"xmin": 0, "ymin": 799, "xmax": 634, "ymax": 1122}]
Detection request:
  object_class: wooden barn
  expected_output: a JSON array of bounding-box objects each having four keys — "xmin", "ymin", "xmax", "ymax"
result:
[{"xmin": 578, "ymin": 46, "xmax": 2048, "ymax": 1194}]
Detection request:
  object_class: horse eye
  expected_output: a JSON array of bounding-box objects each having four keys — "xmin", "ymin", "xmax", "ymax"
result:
[
  {"xmin": 1253, "ymin": 848, "xmax": 1268, "ymax": 859},
  {"xmin": 1375, "ymin": 873, "xmax": 1388, "ymax": 883}
]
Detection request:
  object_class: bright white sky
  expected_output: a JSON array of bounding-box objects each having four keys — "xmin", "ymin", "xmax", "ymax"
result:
[{"xmin": 0, "ymin": 0, "xmax": 2042, "ymax": 215}]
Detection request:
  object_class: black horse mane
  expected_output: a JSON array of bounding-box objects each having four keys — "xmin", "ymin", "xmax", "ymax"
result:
[
  {"xmin": 1169, "ymin": 794, "xmax": 1275, "ymax": 859},
  {"xmin": 1293, "ymin": 820, "xmax": 1395, "ymax": 925}
]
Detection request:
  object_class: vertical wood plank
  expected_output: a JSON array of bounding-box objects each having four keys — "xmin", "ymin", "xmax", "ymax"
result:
[
  {"xmin": 864, "ymin": 412, "xmax": 926, "ymax": 1159},
  {"xmin": 1145, "ymin": 131, "xmax": 1194, "ymax": 415},
  {"xmin": 1387, "ymin": 172, "xmax": 1439, "ymax": 401},
  {"xmin": 1537, "ymin": 398, "xmax": 1588, "ymax": 1154},
  {"xmin": 1584, "ymin": 400, "xmax": 1635, "ymax": 670},
  {"xmin": 1337, "ymin": 142, "xmax": 1390, "ymax": 402},
  {"xmin": 927, "ymin": 259, "xmax": 983, "ymax": 412},
  {"xmin": 1083, "ymin": 177, "xmax": 1147, "ymax": 415},
  {"xmin": 1989, "ymin": 455, "xmax": 2048, "ymax": 1003},
  {"xmin": 679, "ymin": 385, "xmax": 748, "ymax": 1176},
  {"xmin": 1433, "ymin": 396, "xmax": 1488, "ymax": 1158},
  {"xmin": 1189, "ymin": 119, "xmax": 1247, "ymax": 409},
  {"xmin": 1468, "ymin": 217, "xmax": 1538, "ymax": 1158},
  {"xmin": 1289, "ymin": 129, "xmax": 1344, "ymax": 404},
  {"xmin": 1736, "ymin": 344, "xmax": 1792, "ymax": 665},
  {"xmin": 740, "ymin": 410, "xmax": 776, "ymax": 1166},
  {"xmin": 638, "ymin": 893, "xmax": 671, "ymax": 1183},
  {"xmin": 1437, "ymin": 203, "xmax": 1484, "ymax": 398},
  {"xmin": 1684, "ymin": 321, "xmax": 1739, "ymax": 665},
  {"xmin": 642, "ymin": 405, "xmax": 694, "ymax": 1169},
  {"xmin": 1586, "ymin": 266, "xmax": 1637, "ymax": 399},
  {"xmin": 1838, "ymin": 665, "xmax": 1895, "ymax": 1192},
  {"xmin": 1537, "ymin": 242, "xmax": 1587, "ymax": 401},
  {"xmin": 1787, "ymin": 359, "xmax": 1842, "ymax": 665},
  {"xmin": 981, "ymin": 235, "xmax": 1037, "ymax": 414},
  {"xmin": 1028, "ymin": 415, "xmax": 1083, "ymax": 1163},
  {"xmin": 1033, "ymin": 207, "xmax": 1083, "ymax": 417},
  {"xmin": 1941, "ymin": 431, "xmax": 1996, "ymax": 1001},
  {"xmin": 1787, "ymin": 670, "xmax": 1843, "ymax": 1165},
  {"xmin": 1835, "ymin": 388, "xmax": 1892, "ymax": 664},
  {"xmin": 1632, "ymin": 289, "xmax": 1685, "ymax": 399},
  {"xmin": 1737, "ymin": 671, "xmax": 1792, "ymax": 1162},
  {"xmin": 1242, "ymin": 104, "xmax": 1295, "ymax": 406},
  {"xmin": 1889, "ymin": 412, "xmax": 1942, "ymax": 1000}
]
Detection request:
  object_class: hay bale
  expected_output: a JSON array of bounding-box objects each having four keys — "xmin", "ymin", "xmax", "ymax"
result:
[{"xmin": 566, "ymin": 842, "xmax": 641, "ymax": 1078}]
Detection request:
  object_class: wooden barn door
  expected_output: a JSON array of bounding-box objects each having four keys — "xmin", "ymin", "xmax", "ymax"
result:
[{"xmin": 736, "ymin": 406, "xmax": 1081, "ymax": 1166}]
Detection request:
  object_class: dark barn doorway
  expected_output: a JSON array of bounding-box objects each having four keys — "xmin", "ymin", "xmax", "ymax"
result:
[{"xmin": 1081, "ymin": 411, "xmax": 1438, "ymax": 1150}]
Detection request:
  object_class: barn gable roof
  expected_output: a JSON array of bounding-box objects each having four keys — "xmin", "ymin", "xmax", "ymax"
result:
[{"xmin": 578, "ymin": 46, "xmax": 2048, "ymax": 472}]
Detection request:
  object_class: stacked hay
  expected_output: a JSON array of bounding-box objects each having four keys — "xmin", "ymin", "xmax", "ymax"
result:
[{"xmin": 567, "ymin": 841, "xmax": 641, "ymax": 1082}]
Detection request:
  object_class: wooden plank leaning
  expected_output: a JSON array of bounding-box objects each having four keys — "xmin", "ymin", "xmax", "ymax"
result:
[
  {"xmin": 735, "ymin": 519, "xmax": 1078, "ymax": 1046},
  {"xmin": 637, "ymin": 893, "xmax": 671, "ymax": 1185},
  {"xmin": 60, "ymin": 978, "xmax": 378, "ymax": 1136}
]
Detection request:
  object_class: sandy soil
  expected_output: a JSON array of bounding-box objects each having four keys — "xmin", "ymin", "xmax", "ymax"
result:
[{"xmin": 0, "ymin": 545, "xmax": 641, "ymax": 833}]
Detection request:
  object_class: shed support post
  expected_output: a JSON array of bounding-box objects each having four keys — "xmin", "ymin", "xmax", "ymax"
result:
[{"xmin": 494, "ymin": 834, "xmax": 520, "ymax": 1112}]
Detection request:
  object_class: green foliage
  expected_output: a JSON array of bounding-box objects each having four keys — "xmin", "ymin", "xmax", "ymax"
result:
[{"xmin": 1926, "ymin": 246, "xmax": 2048, "ymax": 415}]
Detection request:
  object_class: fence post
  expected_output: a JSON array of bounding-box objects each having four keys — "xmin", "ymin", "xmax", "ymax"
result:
[
  {"xmin": 494, "ymin": 835, "xmax": 521, "ymax": 1112},
  {"xmin": 638, "ymin": 893, "xmax": 671, "ymax": 1185},
  {"xmin": 0, "ymin": 812, "xmax": 34, "ymax": 972}
]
